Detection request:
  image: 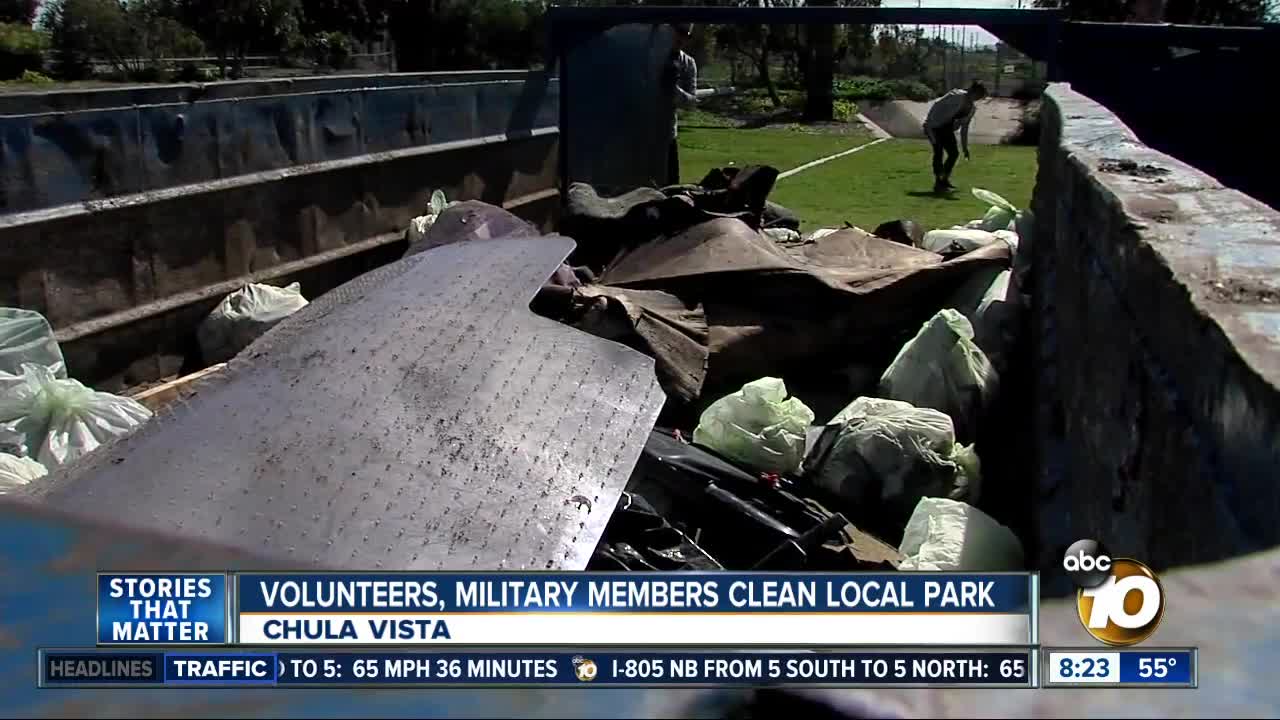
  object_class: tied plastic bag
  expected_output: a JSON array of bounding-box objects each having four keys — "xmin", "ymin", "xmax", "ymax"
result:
[
  {"xmin": 0, "ymin": 308, "xmax": 65, "ymax": 378},
  {"xmin": 898, "ymin": 497, "xmax": 1024, "ymax": 571},
  {"xmin": 0, "ymin": 363, "xmax": 152, "ymax": 468},
  {"xmin": 879, "ymin": 309, "xmax": 997, "ymax": 442},
  {"xmin": 0, "ymin": 451, "xmax": 46, "ymax": 494},
  {"xmin": 802, "ymin": 397, "xmax": 981, "ymax": 518},
  {"xmin": 692, "ymin": 377, "xmax": 815, "ymax": 474},
  {"xmin": 406, "ymin": 190, "xmax": 450, "ymax": 246},
  {"xmin": 198, "ymin": 282, "xmax": 309, "ymax": 364},
  {"xmin": 946, "ymin": 268, "xmax": 1018, "ymax": 374},
  {"xmin": 971, "ymin": 188, "xmax": 1019, "ymax": 232}
]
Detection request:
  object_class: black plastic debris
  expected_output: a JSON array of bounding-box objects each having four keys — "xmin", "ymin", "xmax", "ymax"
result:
[
  {"xmin": 622, "ymin": 430, "xmax": 901, "ymax": 571},
  {"xmin": 873, "ymin": 218, "xmax": 926, "ymax": 247},
  {"xmin": 589, "ymin": 491, "xmax": 721, "ymax": 571}
]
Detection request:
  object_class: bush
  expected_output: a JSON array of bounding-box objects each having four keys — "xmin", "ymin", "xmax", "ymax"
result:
[
  {"xmin": 887, "ymin": 79, "xmax": 934, "ymax": 102},
  {"xmin": 834, "ymin": 76, "xmax": 935, "ymax": 103},
  {"xmin": 308, "ymin": 31, "xmax": 352, "ymax": 69},
  {"xmin": 127, "ymin": 66, "xmax": 169, "ymax": 83},
  {"xmin": 0, "ymin": 22, "xmax": 48, "ymax": 80},
  {"xmin": 17, "ymin": 68, "xmax": 53, "ymax": 83},
  {"xmin": 833, "ymin": 98, "xmax": 857, "ymax": 123}
]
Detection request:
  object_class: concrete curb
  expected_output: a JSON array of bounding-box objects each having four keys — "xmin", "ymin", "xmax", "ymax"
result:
[{"xmin": 777, "ymin": 137, "xmax": 891, "ymax": 181}]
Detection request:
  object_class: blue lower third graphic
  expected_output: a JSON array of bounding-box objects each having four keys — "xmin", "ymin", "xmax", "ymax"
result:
[
  {"xmin": 39, "ymin": 650, "xmax": 1032, "ymax": 687},
  {"xmin": 1118, "ymin": 650, "xmax": 1195, "ymax": 684},
  {"xmin": 97, "ymin": 574, "xmax": 228, "ymax": 645}
]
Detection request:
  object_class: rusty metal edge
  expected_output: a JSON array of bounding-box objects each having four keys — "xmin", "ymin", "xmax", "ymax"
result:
[
  {"xmin": 48, "ymin": 186, "xmax": 560, "ymax": 345},
  {"xmin": 1, "ymin": 77, "xmax": 557, "ymax": 121}
]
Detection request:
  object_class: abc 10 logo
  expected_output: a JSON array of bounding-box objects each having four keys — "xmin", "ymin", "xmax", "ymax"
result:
[
  {"xmin": 571, "ymin": 656, "xmax": 598, "ymax": 682},
  {"xmin": 1063, "ymin": 539, "xmax": 1165, "ymax": 646}
]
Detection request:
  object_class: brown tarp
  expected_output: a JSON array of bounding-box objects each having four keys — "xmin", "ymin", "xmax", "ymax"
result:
[{"xmin": 570, "ymin": 218, "xmax": 1010, "ymax": 415}]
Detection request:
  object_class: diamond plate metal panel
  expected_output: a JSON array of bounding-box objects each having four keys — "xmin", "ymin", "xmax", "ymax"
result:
[{"xmin": 25, "ymin": 234, "xmax": 666, "ymax": 571}]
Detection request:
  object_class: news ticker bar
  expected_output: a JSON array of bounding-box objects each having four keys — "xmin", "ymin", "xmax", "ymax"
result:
[
  {"xmin": 41, "ymin": 649, "xmax": 1035, "ymax": 688},
  {"xmin": 1043, "ymin": 648, "xmax": 1197, "ymax": 688},
  {"xmin": 97, "ymin": 572, "xmax": 1039, "ymax": 647}
]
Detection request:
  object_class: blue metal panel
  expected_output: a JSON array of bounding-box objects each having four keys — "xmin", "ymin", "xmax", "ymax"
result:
[
  {"xmin": 23, "ymin": 108, "xmax": 143, "ymax": 208},
  {"xmin": 0, "ymin": 74, "xmax": 560, "ymax": 213},
  {"xmin": 360, "ymin": 87, "xmax": 431, "ymax": 155},
  {"xmin": 563, "ymin": 24, "xmax": 674, "ymax": 192}
]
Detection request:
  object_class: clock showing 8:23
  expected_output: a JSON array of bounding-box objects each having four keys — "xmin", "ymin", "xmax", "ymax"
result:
[{"xmin": 1048, "ymin": 652, "xmax": 1121, "ymax": 684}]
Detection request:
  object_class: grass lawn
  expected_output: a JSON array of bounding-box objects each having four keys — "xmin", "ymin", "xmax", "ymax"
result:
[
  {"xmin": 765, "ymin": 139, "xmax": 1037, "ymax": 232},
  {"xmin": 678, "ymin": 126, "xmax": 872, "ymax": 185}
]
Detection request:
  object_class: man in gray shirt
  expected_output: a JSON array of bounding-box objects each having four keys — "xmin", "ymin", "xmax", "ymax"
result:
[
  {"xmin": 667, "ymin": 23, "xmax": 698, "ymax": 186},
  {"xmin": 924, "ymin": 80, "xmax": 987, "ymax": 193}
]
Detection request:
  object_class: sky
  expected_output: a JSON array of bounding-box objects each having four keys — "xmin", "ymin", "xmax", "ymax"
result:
[{"xmin": 881, "ymin": 0, "xmax": 1034, "ymax": 47}]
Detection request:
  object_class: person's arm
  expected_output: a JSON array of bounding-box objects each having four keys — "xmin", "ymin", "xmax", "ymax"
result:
[{"xmin": 960, "ymin": 104, "xmax": 975, "ymax": 159}]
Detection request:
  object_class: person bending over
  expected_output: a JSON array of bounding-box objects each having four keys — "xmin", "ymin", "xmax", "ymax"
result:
[{"xmin": 923, "ymin": 80, "xmax": 988, "ymax": 193}]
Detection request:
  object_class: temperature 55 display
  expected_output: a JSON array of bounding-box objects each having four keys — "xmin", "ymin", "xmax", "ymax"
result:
[{"xmin": 1044, "ymin": 649, "xmax": 1196, "ymax": 687}]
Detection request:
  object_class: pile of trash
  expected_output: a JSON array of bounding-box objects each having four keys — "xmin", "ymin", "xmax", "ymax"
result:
[
  {"xmin": 0, "ymin": 309, "xmax": 154, "ymax": 490},
  {"xmin": 512, "ymin": 173, "xmax": 1032, "ymax": 572},
  {"xmin": 0, "ymin": 274, "xmax": 318, "ymax": 491}
]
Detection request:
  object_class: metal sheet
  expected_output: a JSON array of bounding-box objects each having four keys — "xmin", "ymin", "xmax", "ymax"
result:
[{"xmin": 25, "ymin": 234, "xmax": 665, "ymax": 572}]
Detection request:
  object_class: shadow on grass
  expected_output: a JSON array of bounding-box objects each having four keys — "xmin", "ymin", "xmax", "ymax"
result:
[{"xmin": 905, "ymin": 190, "xmax": 963, "ymax": 200}]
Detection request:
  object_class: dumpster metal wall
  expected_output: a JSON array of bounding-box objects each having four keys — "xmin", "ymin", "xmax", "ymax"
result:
[
  {"xmin": 1031, "ymin": 83, "xmax": 1280, "ymax": 586},
  {"xmin": 0, "ymin": 72, "xmax": 560, "ymax": 391},
  {"xmin": 0, "ymin": 72, "xmax": 559, "ymax": 213},
  {"xmin": 561, "ymin": 24, "xmax": 675, "ymax": 193}
]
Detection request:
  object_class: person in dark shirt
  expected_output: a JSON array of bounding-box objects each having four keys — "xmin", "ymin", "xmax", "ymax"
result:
[{"xmin": 923, "ymin": 80, "xmax": 988, "ymax": 193}]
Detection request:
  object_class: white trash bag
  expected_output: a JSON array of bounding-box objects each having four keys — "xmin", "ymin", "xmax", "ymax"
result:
[
  {"xmin": 693, "ymin": 377, "xmax": 815, "ymax": 475},
  {"xmin": 803, "ymin": 397, "xmax": 981, "ymax": 516},
  {"xmin": 0, "ymin": 451, "xmax": 46, "ymax": 494},
  {"xmin": 946, "ymin": 267, "xmax": 1019, "ymax": 372},
  {"xmin": 405, "ymin": 189, "xmax": 450, "ymax": 246},
  {"xmin": 0, "ymin": 308, "xmax": 65, "ymax": 378},
  {"xmin": 879, "ymin": 309, "xmax": 997, "ymax": 442},
  {"xmin": 0, "ymin": 363, "xmax": 152, "ymax": 468},
  {"xmin": 971, "ymin": 188, "xmax": 1019, "ymax": 232},
  {"xmin": 763, "ymin": 227, "xmax": 802, "ymax": 244},
  {"xmin": 898, "ymin": 497, "xmax": 1024, "ymax": 571},
  {"xmin": 198, "ymin": 282, "xmax": 309, "ymax": 364},
  {"xmin": 806, "ymin": 228, "xmax": 841, "ymax": 242}
]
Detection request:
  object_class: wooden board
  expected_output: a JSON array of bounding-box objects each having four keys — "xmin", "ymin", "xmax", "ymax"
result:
[{"xmin": 129, "ymin": 363, "xmax": 227, "ymax": 411}]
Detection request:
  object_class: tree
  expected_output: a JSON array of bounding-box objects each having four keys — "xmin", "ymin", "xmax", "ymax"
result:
[
  {"xmin": 876, "ymin": 25, "xmax": 934, "ymax": 80},
  {"xmin": 1035, "ymin": 0, "xmax": 1269, "ymax": 24},
  {"xmin": 1165, "ymin": 0, "xmax": 1268, "ymax": 23},
  {"xmin": 0, "ymin": 0, "xmax": 38, "ymax": 24},
  {"xmin": 43, "ymin": 0, "xmax": 112, "ymax": 78},
  {"xmin": 43, "ymin": 0, "xmax": 204, "ymax": 79},
  {"xmin": 388, "ymin": 0, "xmax": 547, "ymax": 72},
  {"xmin": 299, "ymin": 0, "xmax": 388, "ymax": 41},
  {"xmin": 717, "ymin": 20, "xmax": 782, "ymax": 106},
  {"xmin": 174, "ymin": 0, "xmax": 301, "ymax": 76}
]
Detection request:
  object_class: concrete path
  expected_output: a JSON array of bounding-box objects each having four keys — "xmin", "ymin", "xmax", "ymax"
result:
[
  {"xmin": 861, "ymin": 98, "xmax": 1029, "ymax": 144},
  {"xmin": 777, "ymin": 137, "xmax": 890, "ymax": 180}
]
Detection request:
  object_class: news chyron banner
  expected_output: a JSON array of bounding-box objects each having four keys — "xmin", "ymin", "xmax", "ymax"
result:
[{"xmin": 96, "ymin": 572, "xmax": 1036, "ymax": 647}]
